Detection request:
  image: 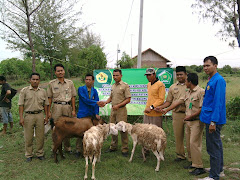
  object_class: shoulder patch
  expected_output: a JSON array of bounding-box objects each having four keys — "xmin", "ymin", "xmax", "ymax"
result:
[{"xmin": 49, "ymin": 79, "xmax": 57, "ymax": 83}]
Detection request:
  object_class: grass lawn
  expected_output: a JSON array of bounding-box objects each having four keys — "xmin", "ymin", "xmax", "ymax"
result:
[
  {"xmin": 0, "ymin": 95, "xmax": 240, "ymax": 179},
  {"xmin": 0, "ymin": 76, "xmax": 240, "ymax": 179}
]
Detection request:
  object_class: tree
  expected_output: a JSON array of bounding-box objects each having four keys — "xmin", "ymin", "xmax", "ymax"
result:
[
  {"xmin": 0, "ymin": 0, "xmax": 45, "ymax": 72},
  {"xmin": 72, "ymin": 45, "xmax": 107, "ymax": 78},
  {"xmin": 27, "ymin": 0, "xmax": 81, "ymax": 79},
  {"xmin": 192, "ymin": 0, "xmax": 240, "ymax": 47},
  {"xmin": 117, "ymin": 52, "xmax": 136, "ymax": 69}
]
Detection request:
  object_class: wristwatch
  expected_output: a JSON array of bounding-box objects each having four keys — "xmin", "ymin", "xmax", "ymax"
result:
[
  {"xmin": 210, "ymin": 121, "xmax": 215, "ymax": 126},
  {"xmin": 150, "ymin": 105, "xmax": 154, "ymax": 110}
]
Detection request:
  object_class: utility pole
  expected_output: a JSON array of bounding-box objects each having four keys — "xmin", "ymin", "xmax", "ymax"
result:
[
  {"xmin": 137, "ymin": 0, "xmax": 144, "ymax": 68},
  {"xmin": 131, "ymin": 34, "xmax": 133, "ymax": 58},
  {"xmin": 117, "ymin": 44, "xmax": 120, "ymax": 67}
]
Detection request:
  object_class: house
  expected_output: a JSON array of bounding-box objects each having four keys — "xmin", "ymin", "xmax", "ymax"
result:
[{"xmin": 132, "ymin": 48, "xmax": 171, "ymax": 68}]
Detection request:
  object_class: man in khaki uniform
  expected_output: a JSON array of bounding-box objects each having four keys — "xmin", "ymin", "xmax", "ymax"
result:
[
  {"xmin": 18, "ymin": 73, "xmax": 49, "ymax": 162},
  {"xmin": 155, "ymin": 66, "xmax": 187, "ymax": 161},
  {"xmin": 104, "ymin": 69, "xmax": 131, "ymax": 157},
  {"xmin": 47, "ymin": 63, "xmax": 76, "ymax": 152},
  {"xmin": 162, "ymin": 73, "xmax": 206, "ymax": 176}
]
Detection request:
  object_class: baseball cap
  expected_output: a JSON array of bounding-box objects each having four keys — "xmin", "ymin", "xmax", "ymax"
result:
[{"xmin": 144, "ymin": 68, "xmax": 155, "ymax": 75}]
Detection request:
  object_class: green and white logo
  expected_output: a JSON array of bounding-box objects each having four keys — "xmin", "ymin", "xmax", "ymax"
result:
[{"xmin": 157, "ymin": 70, "xmax": 172, "ymax": 85}]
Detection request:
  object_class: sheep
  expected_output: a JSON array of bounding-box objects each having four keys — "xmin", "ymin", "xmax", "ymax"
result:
[
  {"xmin": 50, "ymin": 116, "xmax": 106, "ymax": 163},
  {"xmin": 83, "ymin": 123, "xmax": 118, "ymax": 180},
  {"xmin": 116, "ymin": 121, "xmax": 167, "ymax": 172}
]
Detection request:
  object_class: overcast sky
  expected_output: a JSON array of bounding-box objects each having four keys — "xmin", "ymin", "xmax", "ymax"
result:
[{"xmin": 1, "ymin": 0, "xmax": 240, "ymax": 68}]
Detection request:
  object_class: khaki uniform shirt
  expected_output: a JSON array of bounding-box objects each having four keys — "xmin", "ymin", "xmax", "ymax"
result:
[
  {"xmin": 179, "ymin": 85, "xmax": 205, "ymax": 119},
  {"xmin": 110, "ymin": 80, "xmax": 131, "ymax": 106},
  {"xmin": 47, "ymin": 78, "xmax": 76, "ymax": 102},
  {"xmin": 18, "ymin": 85, "xmax": 49, "ymax": 112},
  {"xmin": 166, "ymin": 82, "xmax": 187, "ymax": 113}
]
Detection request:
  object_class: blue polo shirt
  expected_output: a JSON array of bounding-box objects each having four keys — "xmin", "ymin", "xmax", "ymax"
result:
[
  {"xmin": 77, "ymin": 85, "xmax": 99, "ymax": 118},
  {"xmin": 200, "ymin": 72, "xmax": 226, "ymax": 125}
]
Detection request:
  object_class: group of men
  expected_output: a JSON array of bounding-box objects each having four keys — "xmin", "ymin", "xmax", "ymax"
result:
[{"xmin": 0, "ymin": 55, "xmax": 226, "ymax": 180}]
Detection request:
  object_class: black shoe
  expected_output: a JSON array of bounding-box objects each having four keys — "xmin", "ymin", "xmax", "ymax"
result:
[
  {"xmin": 184, "ymin": 164, "xmax": 195, "ymax": 169},
  {"xmin": 122, "ymin": 152, "xmax": 128, "ymax": 157},
  {"xmin": 105, "ymin": 149, "xmax": 117, "ymax": 153},
  {"xmin": 174, "ymin": 158, "xmax": 186, "ymax": 162},
  {"xmin": 75, "ymin": 152, "xmax": 83, "ymax": 158},
  {"xmin": 65, "ymin": 150, "xmax": 73, "ymax": 154},
  {"xmin": 189, "ymin": 168, "xmax": 206, "ymax": 176},
  {"xmin": 26, "ymin": 157, "xmax": 32, "ymax": 162},
  {"xmin": 37, "ymin": 156, "xmax": 45, "ymax": 160}
]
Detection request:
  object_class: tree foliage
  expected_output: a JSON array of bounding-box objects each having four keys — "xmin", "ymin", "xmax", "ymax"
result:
[
  {"xmin": 192, "ymin": 0, "xmax": 240, "ymax": 47},
  {"xmin": 117, "ymin": 52, "xmax": 136, "ymax": 69}
]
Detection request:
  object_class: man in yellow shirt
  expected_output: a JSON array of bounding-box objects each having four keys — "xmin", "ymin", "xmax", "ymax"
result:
[{"xmin": 144, "ymin": 68, "xmax": 165, "ymax": 128}]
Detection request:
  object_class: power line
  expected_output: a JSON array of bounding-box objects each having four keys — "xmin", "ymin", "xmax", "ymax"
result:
[{"xmin": 121, "ymin": 0, "xmax": 135, "ymax": 46}]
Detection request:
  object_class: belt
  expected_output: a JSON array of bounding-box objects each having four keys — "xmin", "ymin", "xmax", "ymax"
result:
[
  {"xmin": 54, "ymin": 101, "xmax": 71, "ymax": 105},
  {"xmin": 25, "ymin": 110, "xmax": 42, "ymax": 114}
]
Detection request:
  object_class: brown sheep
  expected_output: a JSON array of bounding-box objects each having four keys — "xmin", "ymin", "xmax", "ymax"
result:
[
  {"xmin": 116, "ymin": 121, "xmax": 167, "ymax": 171},
  {"xmin": 50, "ymin": 116, "xmax": 106, "ymax": 163}
]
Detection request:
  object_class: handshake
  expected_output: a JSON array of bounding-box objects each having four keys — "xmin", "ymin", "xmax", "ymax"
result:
[
  {"xmin": 154, "ymin": 106, "xmax": 168, "ymax": 115},
  {"xmin": 97, "ymin": 101, "xmax": 107, "ymax": 107}
]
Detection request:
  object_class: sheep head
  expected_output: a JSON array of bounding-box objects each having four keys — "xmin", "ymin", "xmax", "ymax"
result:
[
  {"xmin": 109, "ymin": 123, "xmax": 118, "ymax": 136},
  {"xmin": 116, "ymin": 121, "xmax": 128, "ymax": 132}
]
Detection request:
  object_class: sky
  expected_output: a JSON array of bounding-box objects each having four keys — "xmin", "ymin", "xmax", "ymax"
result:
[{"xmin": 1, "ymin": 0, "xmax": 240, "ymax": 68}]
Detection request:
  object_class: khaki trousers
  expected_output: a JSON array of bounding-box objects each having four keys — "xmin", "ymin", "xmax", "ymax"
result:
[
  {"xmin": 52, "ymin": 104, "xmax": 72, "ymax": 151},
  {"xmin": 110, "ymin": 107, "xmax": 128, "ymax": 153},
  {"xmin": 172, "ymin": 112, "xmax": 186, "ymax": 159},
  {"xmin": 185, "ymin": 120, "xmax": 205, "ymax": 168},
  {"xmin": 24, "ymin": 112, "xmax": 44, "ymax": 158}
]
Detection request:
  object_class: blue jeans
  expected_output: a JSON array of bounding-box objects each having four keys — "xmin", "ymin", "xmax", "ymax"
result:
[
  {"xmin": 205, "ymin": 124, "xmax": 224, "ymax": 180},
  {"xmin": 0, "ymin": 107, "xmax": 13, "ymax": 124}
]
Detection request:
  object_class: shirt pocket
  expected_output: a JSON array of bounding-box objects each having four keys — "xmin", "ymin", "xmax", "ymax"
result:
[
  {"xmin": 38, "ymin": 96, "xmax": 45, "ymax": 106},
  {"xmin": 192, "ymin": 98, "xmax": 200, "ymax": 107}
]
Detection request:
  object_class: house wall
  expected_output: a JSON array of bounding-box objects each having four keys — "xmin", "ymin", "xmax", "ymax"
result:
[{"xmin": 133, "ymin": 51, "xmax": 168, "ymax": 68}]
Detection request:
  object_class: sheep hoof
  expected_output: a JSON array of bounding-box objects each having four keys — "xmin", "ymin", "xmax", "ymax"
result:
[
  {"xmin": 143, "ymin": 159, "xmax": 146, "ymax": 162},
  {"xmin": 128, "ymin": 159, "xmax": 132, "ymax": 163},
  {"xmin": 155, "ymin": 168, "xmax": 159, "ymax": 172}
]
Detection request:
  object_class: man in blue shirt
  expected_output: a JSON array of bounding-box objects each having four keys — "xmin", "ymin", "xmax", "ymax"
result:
[
  {"xmin": 199, "ymin": 56, "xmax": 226, "ymax": 180},
  {"xmin": 76, "ymin": 74, "xmax": 103, "ymax": 156}
]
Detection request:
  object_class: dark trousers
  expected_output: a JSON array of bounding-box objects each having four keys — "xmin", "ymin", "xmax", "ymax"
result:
[{"xmin": 206, "ymin": 124, "xmax": 224, "ymax": 180}]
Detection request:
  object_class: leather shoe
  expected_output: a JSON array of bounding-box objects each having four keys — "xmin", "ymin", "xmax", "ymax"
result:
[
  {"xmin": 189, "ymin": 168, "xmax": 206, "ymax": 176},
  {"xmin": 105, "ymin": 149, "xmax": 117, "ymax": 153},
  {"xmin": 174, "ymin": 158, "xmax": 186, "ymax": 162},
  {"xmin": 184, "ymin": 164, "xmax": 195, "ymax": 169},
  {"xmin": 37, "ymin": 156, "xmax": 45, "ymax": 160},
  {"xmin": 26, "ymin": 157, "xmax": 32, "ymax": 162},
  {"xmin": 65, "ymin": 150, "xmax": 73, "ymax": 154},
  {"xmin": 75, "ymin": 152, "xmax": 83, "ymax": 158},
  {"xmin": 122, "ymin": 152, "xmax": 128, "ymax": 157}
]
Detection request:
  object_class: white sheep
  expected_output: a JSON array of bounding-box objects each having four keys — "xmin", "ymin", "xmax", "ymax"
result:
[
  {"xmin": 116, "ymin": 121, "xmax": 167, "ymax": 172},
  {"xmin": 83, "ymin": 123, "xmax": 118, "ymax": 180}
]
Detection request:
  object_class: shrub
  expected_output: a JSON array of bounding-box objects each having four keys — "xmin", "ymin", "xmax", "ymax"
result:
[{"xmin": 226, "ymin": 96, "xmax": 240, "ymax": 120}]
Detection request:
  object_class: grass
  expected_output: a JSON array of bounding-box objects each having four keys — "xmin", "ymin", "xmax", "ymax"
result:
[
  {"xmin": 1, "ymin": 75, "xmax": 240, "ymax": 179},
  {"xmin": 0, "ymin": 96, "xmax": 240, "ymax": 180}
]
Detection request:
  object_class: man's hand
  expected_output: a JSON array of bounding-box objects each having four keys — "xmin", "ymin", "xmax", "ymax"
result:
[
  {"xmin": 112, "ymin": 105, "xmax": 119, "ymax": 110},
  {"xmin": 96, "ymin": 114, "xmax": 101, "ymax": 120},
  {"xmin": 209, "ymin": 122, "xmax": 216, "ymax": 133},
  {"xmin": 160, "ymin": 109, "xmax": 168, "ymax": 115},
  {"xmin": 97, "ymin": 101, "xmax": 106, "ymax": 107},
  {"xmin": 48, "ymin": 112, "xmax": 52, "ymax": 119},
  {"xmin": 44, "ymin": 117, "xmax": 48, "ymax": 125},
  {"xmin": 19, "ymin": 118, "xmax": 24, "ymax": 127},
  {"xmin": 144, "ymin": 107, "xmax": 151, "ymax": 113},
  {"xmin": 4, "ymin": 98, "xmax": 10, "ymax": 103},
  {"xmin": 184, "ymin": 115, "xmax": 192, "ymax": 121},
  {"xmin": 72, "ymin": 110, "xmax": 76, "ymax": 117},
  {"xmin": 154, "ymin": 106, "xmax": 162, "ymax": 112}
]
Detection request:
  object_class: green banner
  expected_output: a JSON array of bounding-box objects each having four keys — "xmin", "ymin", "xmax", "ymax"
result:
[{"xmin": 94, "ymin": 68, "xmax": 173, "ymax": 115}]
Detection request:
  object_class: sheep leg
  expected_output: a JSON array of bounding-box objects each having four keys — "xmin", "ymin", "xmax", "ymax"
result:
[
  {"xmin": 129, "ymin": 141, "xmax": 137, "ymax": 162},
  {"xmin": 152, "ymin": 150, "xmax": 160, "ymax": 172},
  {"xmin": 141, "ymin": 148, "xmax": 146, "ymax": 162},
  {"xmin": 91, "ymin": 156, "xmax": 97, "ymax": 180},
  {"xmin": 59, "ymin": 143, "xmax": 65, "ymax": 159},
  {"xmin": 84, "ymin": 156, "xmax": 88, "ymax": 180},
  {"xmin": 98, "ymin": 149, "xmax": 101, "ymax": 162},
  {"xmin": 53, "ymin": 141, "xmax": 62, "ymax": 163}
]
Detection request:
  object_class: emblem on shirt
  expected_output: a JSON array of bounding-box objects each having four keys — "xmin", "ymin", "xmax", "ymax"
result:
[
  {"xmin": 207, "ymin": 85, "xmax": 210, "ymax": 90},
  {"xmin": 96, "ymin": 72, "xmax": 108, "ymax": 83}
]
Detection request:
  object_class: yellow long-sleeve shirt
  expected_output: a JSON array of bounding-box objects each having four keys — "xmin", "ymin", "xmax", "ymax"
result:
[{"xmin": 145, "ymin": 80, "xmax": 166, "ymax": 117}]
